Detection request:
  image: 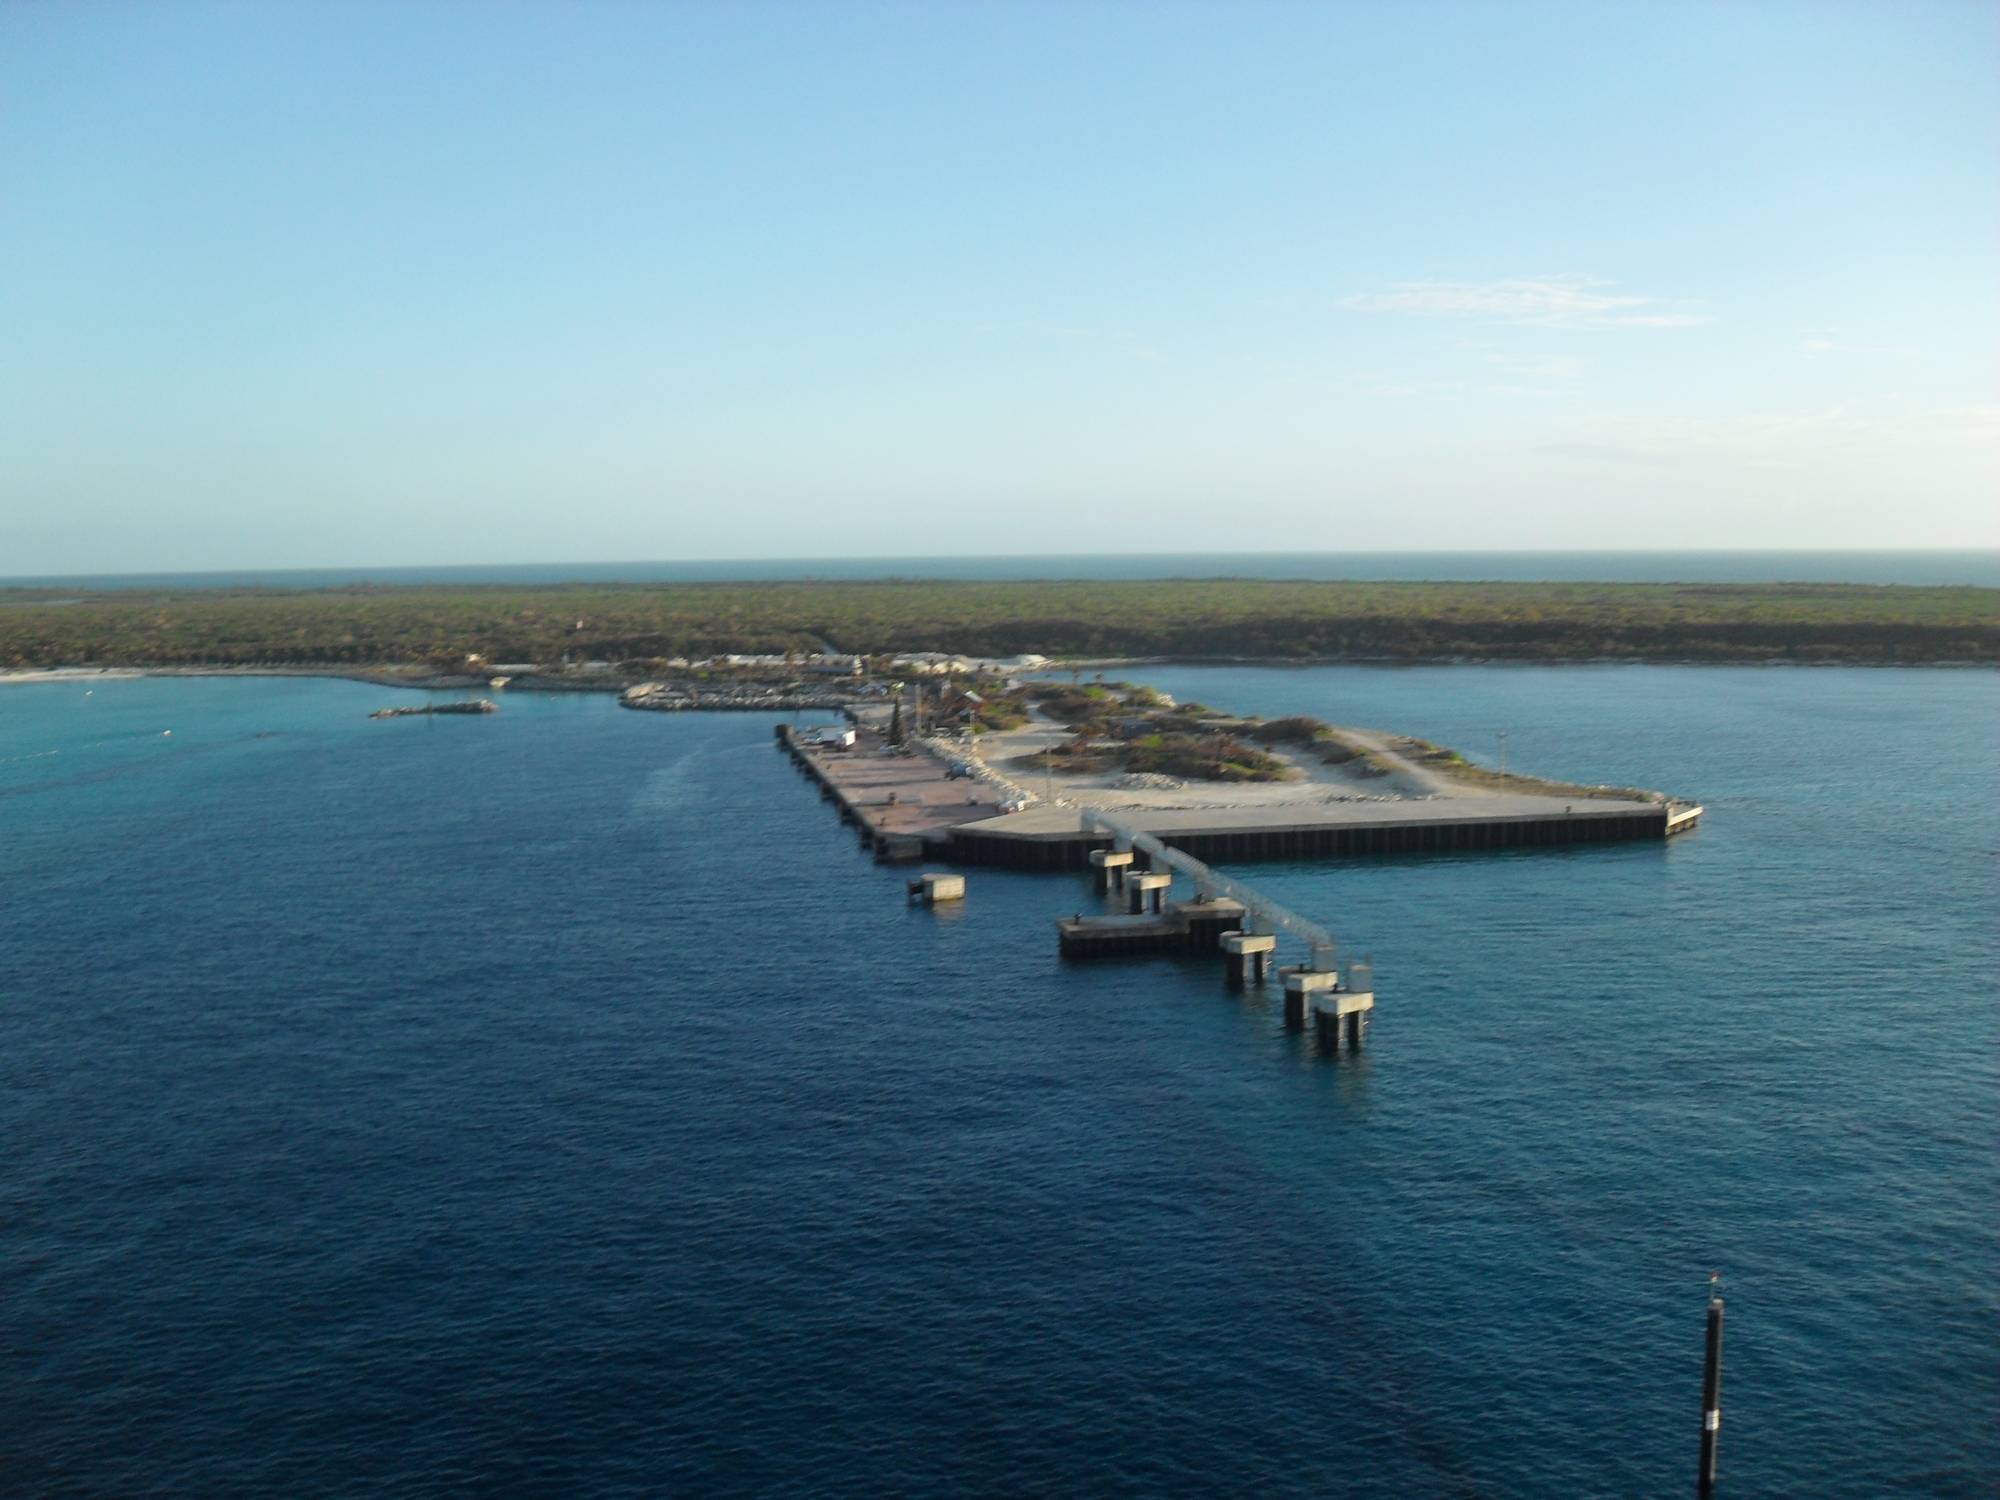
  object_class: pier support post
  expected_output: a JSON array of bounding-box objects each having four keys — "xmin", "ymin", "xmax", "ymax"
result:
[
  {"xmin": 1127, "ymin": 872, "xmax": 1172, "ymax": 916},
  {"xmin": 1222, "ymin": 932, "xmax": 1278, "ymax": 991},
  {"xmin": 1281, "ymin": 968, "xmax": 1338, "ymax": 1029},
  {"xmin": 1090, "ymin": 848, "xmax": 1134, "ymax": 894},
  {"xmin": 1308, "ymin": 989, "xmax": 1375, "ymax": 1052}
]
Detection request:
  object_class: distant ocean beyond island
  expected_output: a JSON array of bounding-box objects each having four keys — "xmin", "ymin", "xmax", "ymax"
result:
[{"xmin": 8, "ymin": 549, "xmax": 1999, "ymax": 592}]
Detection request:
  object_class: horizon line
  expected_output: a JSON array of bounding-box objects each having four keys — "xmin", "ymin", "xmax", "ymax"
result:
[{"xmin": 7, "ymin": 544, "xmax": 2000, "ymax": 587}]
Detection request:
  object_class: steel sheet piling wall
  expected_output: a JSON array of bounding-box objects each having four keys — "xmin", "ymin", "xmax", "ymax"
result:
[{"xmin": 948, "ymin": 809, "xmax": 1668, "ymax": 868}]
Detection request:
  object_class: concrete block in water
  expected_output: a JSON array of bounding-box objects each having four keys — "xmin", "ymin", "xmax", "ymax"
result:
[{"xmin": 909, "ymin": 872, "xmax": 966, "ymax": 904}]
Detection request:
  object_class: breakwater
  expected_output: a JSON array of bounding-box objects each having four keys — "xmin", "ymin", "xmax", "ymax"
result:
[
  {"xmin": 624, "ymin": 682, "xmax": 862, "ymax": 713},
  {"xmin": 368, "ymin": 698, "xmax": 497, "ymax": 719}
]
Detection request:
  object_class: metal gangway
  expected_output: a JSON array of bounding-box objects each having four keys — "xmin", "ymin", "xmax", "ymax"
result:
[{"xmin": 1080, "ymin": 809, "xmax": 1371, "ymax": 990}]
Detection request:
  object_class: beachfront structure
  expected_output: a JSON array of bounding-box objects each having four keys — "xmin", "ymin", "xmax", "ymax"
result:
[{"xmin": 888, "ymin": 651, "xmax": 1049, "ymax": 676}]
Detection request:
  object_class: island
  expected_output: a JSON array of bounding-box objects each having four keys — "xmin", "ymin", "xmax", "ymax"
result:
[{"xmin": 1, "ymin": 577, "xmax": 1994, "ymax": 670}]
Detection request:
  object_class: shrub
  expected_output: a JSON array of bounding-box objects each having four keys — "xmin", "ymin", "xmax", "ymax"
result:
[{"xmin": 1246, "ymin": 715, "xmax": 1331, "ymax": 744}]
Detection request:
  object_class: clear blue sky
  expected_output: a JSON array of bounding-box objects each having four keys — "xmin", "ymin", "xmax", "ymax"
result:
[{"xmin": 3, "ymin": 0, "xmax": 1994, "ymax": 573}]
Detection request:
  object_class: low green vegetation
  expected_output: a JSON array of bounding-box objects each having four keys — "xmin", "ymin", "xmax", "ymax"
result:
[
  {"xmin": 1014, "ymin": 677, "xmax": 1295, "ymax": 782},
  {"xmin": 1030, "ymin": 729, "xmax": 1293, "ymax": 784},
  {"xmin": 1, "ymin": 578, "xmax": 1994, "ymax": 668},
  {"xmin": 1392, "ymin": 735, "xmax": 1659, "ymax": 802},
  {"xmin": 1244, "ymin": 715, "xmax": 1332, "ymax": 744}
]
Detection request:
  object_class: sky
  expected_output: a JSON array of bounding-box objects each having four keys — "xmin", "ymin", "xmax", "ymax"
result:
[{"xmin": 2, "ymin": 0, "xmax": 1994, "ymax": 574}]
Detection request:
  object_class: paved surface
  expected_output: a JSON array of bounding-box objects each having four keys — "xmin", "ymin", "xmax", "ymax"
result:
[
  {"xmin": 956, "ymin": 793, "xmax": 1663, "ymax": 841},
  {"xmin": 795, "ymin": 727, "xmax": 1003, "ymax": 837}
]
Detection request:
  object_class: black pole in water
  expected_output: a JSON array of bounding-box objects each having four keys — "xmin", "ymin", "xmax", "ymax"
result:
[{"xmin": 1698, "ymin": 1284, "xmax": 1725, "ymax": 1495}]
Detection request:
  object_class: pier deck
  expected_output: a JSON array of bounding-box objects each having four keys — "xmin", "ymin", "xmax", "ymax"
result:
[
  {"xmin": 948, "ymin": 795, "xmax": 1695, "ymax": 869},
  {"xmin": 778, "ymin": 724, "xmax": 1004, "ymax": 861}
]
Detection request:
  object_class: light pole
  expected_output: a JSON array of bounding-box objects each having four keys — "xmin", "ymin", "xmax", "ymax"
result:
[{"xmin": 1497, "ymin": 729, "xmax": 1507, "ymax": 780}]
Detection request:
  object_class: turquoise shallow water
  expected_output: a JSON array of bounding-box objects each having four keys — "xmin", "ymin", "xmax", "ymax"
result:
[{"xmin": 1, "ymin": 666, "xmax": 1994, "ymax": 1496}]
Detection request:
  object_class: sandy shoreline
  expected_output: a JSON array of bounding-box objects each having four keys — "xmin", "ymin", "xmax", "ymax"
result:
[
  {"xmin": 0, "ymin": 665, "xmax": 480, "ymax": 690},
  {"xmin": 0, "ymin": 667, "xmax": 145, "ymax": 684}
]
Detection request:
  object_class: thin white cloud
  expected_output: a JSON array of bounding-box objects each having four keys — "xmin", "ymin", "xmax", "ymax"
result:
[
  {"xmin": 1540, "ymin": 399, "xmax": 1997, "ymax": 470},
  {"xmin": 1798, "ymin": 331, "xmax": 1916, "ymax": 358},
  {"xmin": 1343, "ymin": 276, "xmax": 1707, "ymax": 329}
]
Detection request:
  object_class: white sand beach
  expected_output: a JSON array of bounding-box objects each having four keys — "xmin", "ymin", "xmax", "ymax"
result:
[{"xmin": 0, "ymin": 668, "xmax": 142, "ymax": 684}]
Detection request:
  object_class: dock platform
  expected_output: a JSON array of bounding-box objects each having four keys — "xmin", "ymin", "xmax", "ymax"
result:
[
  {"xmin": 948, "ymin": 796, "xmax": 1698, "ymax": 869},
  {"xmin": 777, "ymin": 723, "xmax": 1004, "ymax": 862},
  {"xmin": 1056, "ymin": 897, "xmax": 1249, "ymax": 959}
]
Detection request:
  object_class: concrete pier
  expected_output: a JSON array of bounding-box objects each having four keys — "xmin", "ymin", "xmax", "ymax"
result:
[
  {"xmin": 1127, "ymin": 871, "xmax": 1172, "ymax": 915},
  {"xmin": 1175, "ymin": 899, "xmax": 1250, "ymax": 952},
  {"xmin": 1056, "ymin": 899, "xmax": 1241, "ymax": 960},
  {"xmin": 1089, "ymin": 847, "xmax": 1134, "ymax": 892},
  {"xmin": 1222, "ymin": 931, "xmax": 1277, "ymax": 986},
  {"xmin": 1056, "ymin": 913, "xmax": 1183, "ymax": 959},
  {"xmin": 1281, "ymin": 966, "xmax": 1339, "ymax": 1029},
  {"xmin": 1310, "ymin": 989, "xmax": 1375, "ymax": 1052},
  {"xmin": 778, "ymin": 723, "xmax": 1004, "ymax": 862},
  {"xmin": 1052, "ymin": 812, "xmax": 1378, "ymax": 1062},
  {"xmin": 908, "ymin": 872, "xmax": 966, "ymax": 905},
  {"xmin": 944, "ymin": 798, "xmax": 1702, "ymax": 871}
]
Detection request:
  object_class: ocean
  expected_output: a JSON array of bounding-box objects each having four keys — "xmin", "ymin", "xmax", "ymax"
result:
[
  {"xmin": 6, "ymin": 549, "xmax": 1999, "ymax": 592},
  {"xmin": 1, "ymin": 665, "xmax": 1993, "ymax": 1496}
]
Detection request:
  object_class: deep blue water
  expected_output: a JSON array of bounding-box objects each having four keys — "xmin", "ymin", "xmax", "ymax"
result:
[
  {"xmin": 2, "ymin": 667, "xmax": 1993, "ymax": 1497},
  {"xmin": 6, "ymin": 549, "xmax": 1999, "ymax": 591}
]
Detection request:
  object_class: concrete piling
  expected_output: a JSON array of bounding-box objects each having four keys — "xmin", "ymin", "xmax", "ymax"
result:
[
  {"xmin": 1281, "ymin": 967, "xmax": 1338, "ymax": 1029},
  {"xmin": 1089, "ymin": 847, "xmax": 1134, "ymax": 894},
  {"xmin": 1309, "ymin": 990, "xmax": 1374, "ymax": 1052},
  {"xmin": 1221, "ymin": 931, "xmax": 1278, "ymax": 987},
  {"xmin": 1052, "ymin": 810, "xmax": 1379, "ymax": 1061},
  {"xmin": 1127, "ymin": 871, "xmax": 1172, "ymax": 915}
]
